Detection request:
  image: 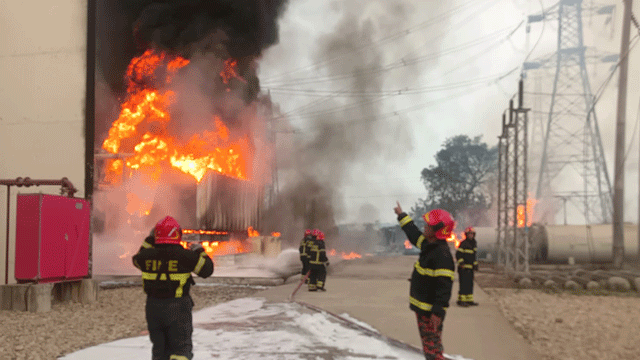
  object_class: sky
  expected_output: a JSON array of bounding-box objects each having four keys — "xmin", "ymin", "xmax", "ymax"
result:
[
  {"xmin": 60, "ymin": 296, "xmax": 473, "ymax": 360},
  {"xmin": 257, "ymin": 0, "xmax": 640, "ymax": 226}
]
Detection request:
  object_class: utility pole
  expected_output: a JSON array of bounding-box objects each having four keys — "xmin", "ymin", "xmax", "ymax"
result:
[{"xmin": 613, "ymin": 0, "xmax": 633, "ymax": 269}]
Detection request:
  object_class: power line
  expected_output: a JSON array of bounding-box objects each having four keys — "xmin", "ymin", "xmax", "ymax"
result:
[
  {"xmin": 263, "ymin": 4, "xmax": 517, "ymax": 88},
  {"xmin": 287, "ymin": 67, "xmax": 520, "ymax": 132},
  {"xmin": 261, "ymin": 0, "xmax": 496, "ymax": 84},
  {"xmin": 263, "ymin": 21, "xmax": 524, "ymax": 88},
  {"xmin": 274, "ymin": 21, "xmax": 525, "ymax": 120},
  {"xmin": 268, "ymin": 8, "xmax": 519, "ymax": 120}
]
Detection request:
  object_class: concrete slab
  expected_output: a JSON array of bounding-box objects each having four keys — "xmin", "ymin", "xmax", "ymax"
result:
[
  {"xmin": 256, "ymin": 255, "xmax": 540, "ymax": 360},
  {"xmin": 27, "ymin": 283, "xmax": 53, "ymax": 312},
  {"xmin": 0, "ymin": 279, "xmax": 98, "ymax": 312}
]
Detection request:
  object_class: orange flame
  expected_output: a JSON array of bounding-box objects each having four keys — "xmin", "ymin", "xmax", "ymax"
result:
[
  {"xmin": 104, "ymin": 159, "xmax": 124, "ymax": 184},
  {"xmin": 125, "ymin": 193, "xmax": 152, "ymax": 217},
  {"xmin": 101, "ymin": 49, "xmax": 251, "ymax": 183},
  {"xmin": 220, "ymin": 58, "xmax": 246, "ymax": 86},
  {"xmin": 271, "ymin": 232, "xmax": 281, "ymax": 237},
  {"xmin": 247, "ymin": 226, "xmax": 260, "ymax": 237},
  {"xmin": 183, "ymin": 229, "xmax": 229, "ymax": 235},
  {"xmin": 181, "ymin": 240, "xmax": 252, "ymax": 258},
  {"xmin": 404, "ymin": 240, "xmax": 413, "ymax": 249},
  {"xmin": 341, "ymin": 251, "xmax": 362, "ymax": 260},
  {"xmin": 517, "ymin": 196, "xmax": 537, "ymax": 228},
  {"xmin": 328, "ymin": 249, "xmax": 363, "ymax": 260},
  {"xmin": 446, "ymin": 233, "xmax": 462, "ymax": 249}
]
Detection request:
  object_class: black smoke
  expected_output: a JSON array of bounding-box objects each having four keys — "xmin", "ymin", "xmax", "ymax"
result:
[
  {"xmin": 132, "ymin": 0, "xmax": 288, "ymax": 59},
  {"xmin": 96, "ymin": 0, "xmax": 289, "ymax": 99}
]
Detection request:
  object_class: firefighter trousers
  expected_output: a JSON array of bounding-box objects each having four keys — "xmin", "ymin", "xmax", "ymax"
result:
[
  {"xmin": 416, "ymin": 312, "xmax": 445, "ymax": 360},
  {"xmin": 300, "ymin": 256, "xmax": 310, "ymax": 277},
  {"xmin": 458, "ymin": 268, "xmax": 474, "ymax": 303},
  {"xmin": 308, "ymin": 263, "xmax": 327, "ymax": 291},
  {"xmin": 145, "ymin": 296, "xmax": 194, "ymax": 360}
]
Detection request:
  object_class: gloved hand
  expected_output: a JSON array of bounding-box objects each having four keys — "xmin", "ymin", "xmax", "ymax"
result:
[
  {"xmin": 190, "ymin": 242, "xmax": 204, "ymax": 253},
  {"xmin": 473, "ymin": 264, "xmax": 479, "ymax": 271},
  {"xmin": 324, "ymin": 261, "xmax": 330, "ymax": 267}
]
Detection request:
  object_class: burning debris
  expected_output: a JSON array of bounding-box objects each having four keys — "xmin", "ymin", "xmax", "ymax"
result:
[
  {"xmin": 101, "ymin": 49, "xmax": 251, "ymax": 184},
  {"xmin": 93, "ymin": 0, "xmax": 290, "ymax": 274}
]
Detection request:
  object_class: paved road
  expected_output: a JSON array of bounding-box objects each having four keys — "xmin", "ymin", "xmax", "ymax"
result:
[{"xmin": 256, "ymin": 255, "xmax": 541, "ymax": 360}]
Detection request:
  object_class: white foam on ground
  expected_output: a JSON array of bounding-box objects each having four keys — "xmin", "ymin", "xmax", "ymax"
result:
[{"xmin": 60, "ymin": 297, "xmax": 450, "ymax": 360}]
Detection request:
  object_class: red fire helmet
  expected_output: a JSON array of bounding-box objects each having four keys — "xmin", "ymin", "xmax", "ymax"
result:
[
  {"xmin": 317, "ymin": 231, "xmax": 325, "ymax": 241},
  {"xmin": 304, "ymin": 229, "xmax": 312, "ymax": 236},
  {"xmin": 312, "ymin": 229, "xmax": 321, "ymax": 237},
  {"xmin": 154, "ymin": 216, "xmax": 183, "ymax": 244},
  {"xmin": 422, "ymin": 209, "xmax": 456, "ymax": 240},
  {"xmin": 465, "ymin": 226, "xmax": 476, "ymax": 234}
]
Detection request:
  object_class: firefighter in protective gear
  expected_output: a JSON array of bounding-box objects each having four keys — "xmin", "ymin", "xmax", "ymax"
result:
[
  {"xmin": 132, "ymin": 216, "xmax": 214, "ymax": 360},
  {"xmin": 456, "ymin": 227, "xmax": 478, "ymax": 307},
  {"xmin": 308, "ymin": 229, "xmax": 329, "ymax": 291},
  {"xmin": 299, "ymin": 229, "xmax": 313, "ymax": 283},
  {"xmin": 394, "ymin": 202, "xmax": 455, "ymax": 360}
]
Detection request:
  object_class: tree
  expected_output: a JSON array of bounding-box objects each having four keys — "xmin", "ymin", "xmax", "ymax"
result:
[{"xmin": 412, "ymin": 135, "xmax": 498, "ymax": 225}]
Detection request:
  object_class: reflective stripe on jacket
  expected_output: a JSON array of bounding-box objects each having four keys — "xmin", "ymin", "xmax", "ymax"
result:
[
  {"xmin": 398, "ymin": 213, "xmax": 454, "ymax": 316},
  {"xmin": 456, "ymin": 238, "xmax": 477, "ymax": 269},
  {"xmin": 308, "ymin": 238, "xmax": 328, "ymax": 265},
  {"xmin": 133, "ymin": 242, "xmax": 214, "ymax": 299}
]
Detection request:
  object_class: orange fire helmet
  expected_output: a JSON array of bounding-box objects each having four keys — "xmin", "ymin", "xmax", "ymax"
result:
[
  {"xmin": 154, "ymin": 216, "xmax": 182, "ymax": 244},
  {"xmin": 465, "ymin": 226, "xmax": 475, "ymax": 234},
  {"xmin": 422, "ymin": 209, "xmax": 456, "ymax": 240},
  {"xmin": 317, "ymin": 231, "xmax": 325, "ymax": 241}
]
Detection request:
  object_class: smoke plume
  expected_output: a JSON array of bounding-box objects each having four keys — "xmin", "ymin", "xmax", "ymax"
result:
[{"xmin": 262, "ymin": 0, "xmax": 454, "ymax": 250}]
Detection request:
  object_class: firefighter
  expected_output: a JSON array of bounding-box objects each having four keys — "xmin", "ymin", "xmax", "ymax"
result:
[
  {"xmin": 299, "ymin": 229, "xmax": 313, "ymax": 283},
  {"xmin": 394, "ymin": 202, "xmax": 455, "ymax": 360},
  {"xmin": 308, "ymin": 229, "xmax": 329, "ymax": 291},
  {"xmin": 132, "ymin": 216, "xmax": 214, "ymax": 360},
  {"xmin": 456, "ymin": 226, "xmax": 479, "ymax": 307}
]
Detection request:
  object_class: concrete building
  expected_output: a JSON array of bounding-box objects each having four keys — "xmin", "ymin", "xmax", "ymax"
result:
[{"xmin": 0, "ymin": 0, "xmax": 93, "ymax": 285}]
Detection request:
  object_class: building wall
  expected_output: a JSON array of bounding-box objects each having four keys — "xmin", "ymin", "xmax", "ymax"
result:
[{"xmin": 0, "ymin": 0, "xmax": 88, "ymax": 284}]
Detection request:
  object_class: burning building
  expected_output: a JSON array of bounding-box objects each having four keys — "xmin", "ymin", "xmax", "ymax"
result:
[{"xmin": 93, "ymin": 0, "xmax": 289, "ymax": 273}]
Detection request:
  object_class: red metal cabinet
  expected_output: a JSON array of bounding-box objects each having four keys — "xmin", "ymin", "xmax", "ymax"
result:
[{"xmin": 15, "ymin": 194, "xmax": 91, "ymax": 283}]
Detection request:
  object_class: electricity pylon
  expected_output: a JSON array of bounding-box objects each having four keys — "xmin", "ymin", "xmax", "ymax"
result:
[{"xmin": 525, "ymin": 0, "xmax": 615, "ymax": 224}]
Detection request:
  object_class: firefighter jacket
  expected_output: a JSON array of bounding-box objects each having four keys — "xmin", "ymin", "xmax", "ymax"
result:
[
  {"xmin": 132, "ymin": 239, "xmax": 214, "ymax": 299},
  {"xmin": 456, "ymin": 238, "xmax": 478, "ymax": 270},
  {"xmin": 398, "ymin": 213, "xmax": 454, "ymax": 317},
  {"xmin": 308, "ymin": 238, "xmax": 328, "ymax": 265},
  {"xmin": 299, "ymin": 235, "xmax": 313, "ymax": 257}
]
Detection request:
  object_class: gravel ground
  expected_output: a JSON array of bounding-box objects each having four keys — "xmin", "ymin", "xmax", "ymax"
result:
[
  {"xmin": 0, "ymin": 284, "xmax": 265, "ymax": 360},
  {"xmin": 475, "ymin": 265, "xmax": 640, "ymax": 360},
  {"xmin": 484, "ymin": 288, "xmax": 640, "ymax": 360},
  {"xmin": 5, "ymin": 266, "xmax": 640, "ymax": 360}
]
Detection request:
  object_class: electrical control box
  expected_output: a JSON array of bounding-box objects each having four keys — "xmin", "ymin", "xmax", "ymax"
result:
[{"xmin": 15, "ymin": 193, "xmax": 91, "ymax": 283}]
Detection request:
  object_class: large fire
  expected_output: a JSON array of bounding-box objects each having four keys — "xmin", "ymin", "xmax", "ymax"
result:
[{"xmin": 101, "ymin": 49, "xmax": 251, "ymax": 184}]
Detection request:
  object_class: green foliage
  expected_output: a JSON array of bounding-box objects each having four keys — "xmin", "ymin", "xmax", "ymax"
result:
[{"xmin": 413, "ymin": 135, "xmax": 498, "ymax": 223}]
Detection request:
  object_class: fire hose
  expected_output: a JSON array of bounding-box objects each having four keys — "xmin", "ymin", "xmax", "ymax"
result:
[{"xmin": 288, "ymin": 271, "xmax": 311, "ymax": 301}]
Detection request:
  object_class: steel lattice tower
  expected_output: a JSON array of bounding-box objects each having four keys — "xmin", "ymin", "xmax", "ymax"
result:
[
  {"xmin": 497, "ymin": 80, "xmax": 530, "ymax": 273},
  {"xmin": 528, "ymin": 0, "xmax": 614, "ymax": 224}
]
